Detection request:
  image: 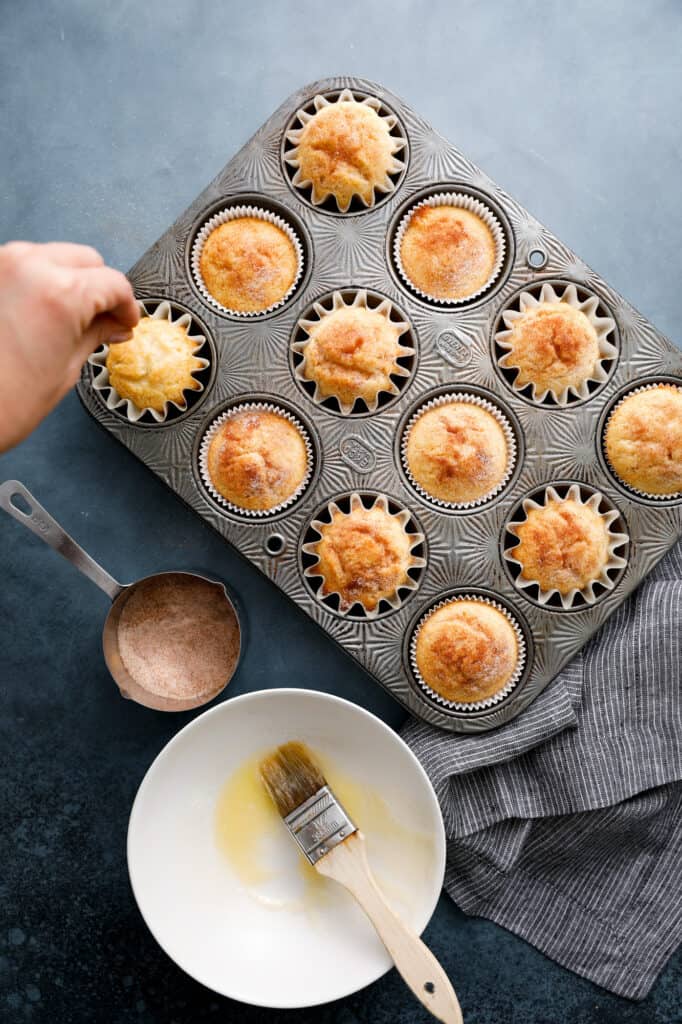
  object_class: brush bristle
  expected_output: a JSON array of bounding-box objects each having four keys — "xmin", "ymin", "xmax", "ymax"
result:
[{"xmin": 259, "ymin": 741, "xmax": 327, "ymax": 818}]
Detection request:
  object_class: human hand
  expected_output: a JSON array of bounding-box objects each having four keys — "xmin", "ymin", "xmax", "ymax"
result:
[{"xmin": 0, "ymin": 241, "xmax": 139, "ymax": 452}]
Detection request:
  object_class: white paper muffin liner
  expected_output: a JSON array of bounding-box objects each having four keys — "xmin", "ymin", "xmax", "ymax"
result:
[
  {"xmin": 603, "ymin": 382, "xmax": 682, "ymax": 501},
  {"xmin": 292, "ymin": 290, "xmax": 415, "ymax": 414},
  {"xmin": 401, "ymin": 392, "xmax": 517, "ymax": 509},
  {"xmin": 302, "ymin": 492, "xmax": 426, "ymax": 619},
  {"xmin": 495, "ymin": 282, "xmax": 618, "ymax": 405},
  {"xmin": 88, "ymin": 300, "xmax": 210, "ymax": 424},
  {"xmin": 393, "ymin": 192, "xmax": 506, "ymax": 305},
  {"xmin": 283, "ymin": 88, "xmax": 407, "ymax": 213},
  {"xmin": 198, "ymin": 402, "xmax": 313, "ymax": 518},
  {"xmin": 504, "ymin": 483, "xmax": 629, "ymax": 609},
  {"xmin": 409, "ymin": 594, "xmax": 526, "ymax": 712},
  {"xmin": 190, "ymin": 205, "xmax": 304, "ymax": 317}
]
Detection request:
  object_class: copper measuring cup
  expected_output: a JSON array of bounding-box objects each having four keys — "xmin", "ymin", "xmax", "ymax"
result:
[{"xmin": 0, "ymin": 480, "xmax": 241, "ymax": 712}]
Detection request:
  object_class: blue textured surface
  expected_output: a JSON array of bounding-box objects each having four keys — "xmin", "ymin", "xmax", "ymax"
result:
[{"xmin": 1, "ymin": 2, "xmax": 680, "ymax": 1021}]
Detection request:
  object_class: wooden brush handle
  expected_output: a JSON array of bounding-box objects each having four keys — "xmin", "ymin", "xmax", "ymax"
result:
[{"xmin": 316, "ymin": 832, "xmax": 463, "ymax": 1024}]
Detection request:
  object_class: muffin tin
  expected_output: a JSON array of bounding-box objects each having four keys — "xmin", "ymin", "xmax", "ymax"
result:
[{"xmin": 77, "ymin": 76, "xmax": 682, "ymax": 732}]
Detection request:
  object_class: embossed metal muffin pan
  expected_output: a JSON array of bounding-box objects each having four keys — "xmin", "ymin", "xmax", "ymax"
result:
[{"xmin": 78, "ymin": 77, "xmax": 682, "ymax": 732}]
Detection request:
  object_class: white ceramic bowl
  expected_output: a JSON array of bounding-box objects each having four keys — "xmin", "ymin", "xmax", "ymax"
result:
[{"xmin": 127, "ymin": 688, "xmax": 445, "ymax": 1008}]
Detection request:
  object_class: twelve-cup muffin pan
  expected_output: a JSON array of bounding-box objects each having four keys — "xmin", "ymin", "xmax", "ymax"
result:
[{"xmin": 77, "ymin": 76, "xmax": 682, "ymax": 732}]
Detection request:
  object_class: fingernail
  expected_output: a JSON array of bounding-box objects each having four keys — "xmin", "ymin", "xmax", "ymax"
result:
[{"xmin": 107, "ymin": 331, "xmax": 132, "ymax": 344}]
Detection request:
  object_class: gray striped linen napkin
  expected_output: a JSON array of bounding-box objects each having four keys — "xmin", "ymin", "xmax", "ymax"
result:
[{"xmin": 402, "ymin": 540, "xmax": 682, "ymax": 1000}]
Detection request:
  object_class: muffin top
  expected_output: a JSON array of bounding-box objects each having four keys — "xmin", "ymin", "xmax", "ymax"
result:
[
  {"xmin": 501, "ymin": 302, "xmax": 600, "ymax": 396},
  {"xmin": 605, "ymin": 385, "xmax": 682, "ymax": 495},
  {"xmin": 199, "ymin": 217, "xmax": 298, "ymax": 313},
  {"xmin": 399, "ymin": 205, "xmax": 496, "ymax": 301},
  {"xmin": 105, "ymin": 316, "xmax": 203, "ymax": 412},
  {"xmin": 405, "ymin": 401, "xmax": 509, "ymax": 504},
  {"xmin": 414, "ymin": 600, "xmax": 518, "ymax": 704},
  {"xmin": 294, "ymin": 100, "xmax": 398, "ymax": 210},
  {"xmin": 206, "ymin": 408, "xmax": 308, "ymax": 511},
  {"xmin": 312, "ymin": 503, "xmax": 413, "ymax": 612},
  {"xmin": 301, "ymin": 305, "xmax": 406, "ymax": 409},
  {"xmin": 513, "ymin": 498, "xmax": 610, "ymax": 595}
]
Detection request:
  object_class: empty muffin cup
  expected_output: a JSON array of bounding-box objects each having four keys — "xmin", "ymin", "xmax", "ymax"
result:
[
  {"xmin": 283, "ymin": 88, "xmax": 407, "ymax": 213},
  {"xmin": 393, "ymin": 192, "xmax": 506, "ymax": 305},
  {"xmin": 494, "ymin": 282, "xmax": 617, "ymax": 405},
  {"xmin": 199, "ymin": 401, "xmax": 314, "ymax": 518},
  {"xmin": 191, "ymin": 204, "xmax": 304, "ymax": 316},
  {"xmin": 504, "ymin": 483, "xmax": 629, "ymax": 609},
  {"xmin": 301, "ymin": 492, "xmax": 426, "ymax": 619},
  {"xmin": 88, "ymin": 300, "xmax": 211, "ymax": 424},
  {"xmin": 401, "ymin": 391, "xmax": 517, "ymax": 509},
  {"xmin": 292, "ymin": 289, "xmax": 415, "ymax": 414},
  {"xmin": 409, "ymin": 593, "xmax": 526, "ymax": 712}
]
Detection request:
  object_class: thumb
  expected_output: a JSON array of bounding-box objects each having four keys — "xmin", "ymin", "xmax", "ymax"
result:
[{"xmin": 80, "ymin": 313, "xmax": 133, "ymax": 356}]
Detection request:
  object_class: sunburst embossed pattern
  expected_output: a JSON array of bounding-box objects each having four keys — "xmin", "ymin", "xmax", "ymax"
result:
[{"xmin": 75, "ymin": 76, "xmax": 682, "ymax": 735}]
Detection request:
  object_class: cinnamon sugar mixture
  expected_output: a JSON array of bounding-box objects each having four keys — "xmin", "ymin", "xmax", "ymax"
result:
[{"xmin": 117, "ymin": 575, "xmax": 239, "ymax": 700}]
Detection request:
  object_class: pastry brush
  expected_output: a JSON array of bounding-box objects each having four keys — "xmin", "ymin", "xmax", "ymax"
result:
[{"xmin": 259, "ymin": 741, "xmax": 463, "ymax": 1024}]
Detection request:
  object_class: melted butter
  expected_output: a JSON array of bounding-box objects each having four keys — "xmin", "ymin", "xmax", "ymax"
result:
[{"xmin": 215, "ymin": 748, "xmax": 434, "ymax": 914}]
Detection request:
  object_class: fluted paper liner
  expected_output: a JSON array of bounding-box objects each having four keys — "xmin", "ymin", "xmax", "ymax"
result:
[
  {"xmin": 393, "ymin": 192, "xmax": 506, "ymax": 305},
  {"xmin": 302, "ymin": 492, "xmax": 426, "ymax": 618},
  {"xmin": 603, "ymin": 382, "xmax": 682, "ymax": 500},
  {"xmin": 284, "ymin": 88, "xmax": 407, "ymax": 213},
  {"xmin": 88, "ymin": 300, "xmax": 210, "ymax": 424},
  {"xmin": 199, "ymin": 401, "xmax": 313, "ymax": 518},
  {"xmin": 401, "ymin": 391, "xmax": 517, "ymax": 509},
  {"xmin": 190, "ymin": 204, "xmax": 304, "ymax": 317},
  {"xmin": 495, "ymin": 282, "xmax": 617, "ymax": 405},
  {"xmin": 293, "ymin": 290, "xmax": 415, "ymax": 414},
  {"xmin": 410, "ymin": 594, "xmax": 526, "ymax": 712},
  {"xmin": 504, "ymin": 483, "xmax": 629, "ymax": 609}
]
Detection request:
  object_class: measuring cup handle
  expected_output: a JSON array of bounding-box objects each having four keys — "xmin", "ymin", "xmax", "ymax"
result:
[{"xmin": 0, "ymin": 480, "xmax": 123, "ymax": 602}]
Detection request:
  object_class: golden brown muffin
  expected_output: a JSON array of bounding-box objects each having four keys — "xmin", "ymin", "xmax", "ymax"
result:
[
  {"xmin": 105, "ymin": 316, "xmax": 203, "ymax": 412},
  {"xmin": 206, "ymin": 408, "xmax": 308, "ymax": 511},
  {"xmin": 301, "ymin": 305, "xmax": 406, "ymax": 409},
  {"xmin": 399, "ymin": 205, "xmax": 496, "ymax": 301},
  {"xmin": 605, "ymin": 385, "xmax": 682, "ymax": 495},
  {"xmin": 414, "ymin": 600, "xmax": 518, "ymax": 704},
  {"xmin": 513, "ymin": 498, "xmax": 610, "ymax": 595},
  {"xmin": 312, "ymin": 503, "xmax": 413, "ymax": 612},
  {"xmin": 199, "ymin": 217, "xmax": 298, "ymax": 313},
  {"xmin": 405, "ymin": 401, "xmax": 509, "ymax": 504},
  {"xmin": 500, "ymin": 302, "xmax": 600, "ymax": 396},
  {"xmin": 293, "ymin": 100, "xmax": 398, "ymax": 211}
]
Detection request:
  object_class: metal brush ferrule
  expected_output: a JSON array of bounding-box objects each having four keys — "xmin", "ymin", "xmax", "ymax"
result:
[{"xmin": 284, "ymin": 785, "xmax": 357, "ymax": 864}]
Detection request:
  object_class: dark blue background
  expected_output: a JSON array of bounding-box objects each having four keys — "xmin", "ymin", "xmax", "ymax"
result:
[{"xmin": 1, "ymin": 2, "xmax": 680, "ymax": 1021}]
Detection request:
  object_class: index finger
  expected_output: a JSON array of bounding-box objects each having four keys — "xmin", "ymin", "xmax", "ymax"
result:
[
  {"xmin": 76, "ymin": 266, "xmax": 139, "ymax": 331},
  {"xmin": 39, "ymin": 242, "xmax": 105, "ymax": 269}
]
